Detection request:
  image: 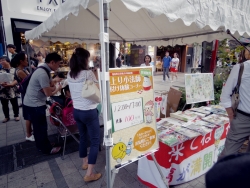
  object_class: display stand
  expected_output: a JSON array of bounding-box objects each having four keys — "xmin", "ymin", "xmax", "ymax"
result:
[{"xmin": 151, "ymin": 153, "xmax": 169, "ymax": 188}]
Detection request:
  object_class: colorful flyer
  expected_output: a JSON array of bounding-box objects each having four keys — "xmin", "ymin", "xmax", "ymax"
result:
[{"xmin": 109, "ymin": 67, "xmax": 159, "ymax": 169}]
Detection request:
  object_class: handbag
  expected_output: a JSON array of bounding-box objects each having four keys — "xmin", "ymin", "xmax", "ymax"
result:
[
  {"xmin": 81, "ymin": 71, "xmax": 101, "ymax": 103},
  {"xmin": 62, "ymin": 98, "xmax": 76, "ymax": 126},
  {"xmin": 231, "ymin": 63, "xmax": 244, "ymax": 116}
]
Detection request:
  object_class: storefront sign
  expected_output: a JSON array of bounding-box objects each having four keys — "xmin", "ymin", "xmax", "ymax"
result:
[
  {"xmin": 37, "ymin": 0, "xmax": 66, "ymax": 12},
  {"xmin": 7, "ymin": 0, "xmax": 66, "ymax": 15}
]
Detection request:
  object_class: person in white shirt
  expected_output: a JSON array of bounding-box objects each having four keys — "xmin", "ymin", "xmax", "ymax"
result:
[
  {"xmin": 141, "ymin": 55, "xmax": 151, "ymax": 67},
  {"xmin": 170, "ymin": 53, "xmax": 179, "ymax": 82},
  {"xmin": 219, "ymin": 48, "xmax": 250, "ymax": 159},
  {"xmin": 67, "ymin": 47, "xmax": 101, "ymax": 182}
]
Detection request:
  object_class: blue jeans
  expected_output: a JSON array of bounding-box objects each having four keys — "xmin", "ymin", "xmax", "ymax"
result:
[
  {"xmin": 163, "ymin": 67, "xmax": 170, "ymax": 80},
  {"xmin": 73, "ymin": 108, "xmax": 100, "ymax": 164}
]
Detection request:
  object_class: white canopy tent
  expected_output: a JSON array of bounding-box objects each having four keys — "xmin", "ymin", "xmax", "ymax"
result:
[
  {"xmin": 25, "ymin": 0, "xmax": 250, "ymax": 46},
  {"xmin": 25, "ymin": 1, "xmax": 250, "ymax": 187}
]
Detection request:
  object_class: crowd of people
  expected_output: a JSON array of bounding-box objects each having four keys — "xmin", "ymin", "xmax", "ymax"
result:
[
  {"xmin": 0, "ymin": 45, "xmax": 102, "ymax": 182},
  {"xmin": 115, "ymin": 51, "xmax": 180, "ymax": 83}
]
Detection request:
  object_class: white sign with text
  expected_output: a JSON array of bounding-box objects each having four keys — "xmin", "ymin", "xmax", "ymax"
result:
[{"xmin": 112, "ymin": 98, "xmax": 144, "ymax": 132}]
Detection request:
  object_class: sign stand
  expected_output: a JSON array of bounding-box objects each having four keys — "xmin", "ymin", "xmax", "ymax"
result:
[
  {"xmin": 151, "ymin": 153, "xmax": 169, "ymax": 188},
  {"xmin": 111, "ymin": 169, "xmax": 119, "ymax": 188},
  {"xmin": 99, "ymin": 1, "xmax": 113, "ymax": 187}
]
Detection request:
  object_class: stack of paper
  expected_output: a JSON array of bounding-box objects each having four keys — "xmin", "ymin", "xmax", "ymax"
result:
[
  {"xmin": 189, "ymin": 107, "xmax": 212, "ymax": 115},
  {"xmin": 182, "ymin": 121, "xmax": 213, "ymax": 135},
  {"xmin": 158, "ymin": 131, "xmax": 188, "ymax": 147},
  {"xmin": 170, "ymin": 111, "xmax": 199, "ymax": 122},
  {"xmin": 169, "ymin": 124, "xmax": 201, "ymax": 139},
  {"xmin": 202, "ymin": 114, "xmax": 229, "ymax": 126}
]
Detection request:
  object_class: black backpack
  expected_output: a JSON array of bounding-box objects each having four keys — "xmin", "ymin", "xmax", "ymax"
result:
[{"xmin": 17, "ymin": 66, "xmax": 50, "ymax": 97}]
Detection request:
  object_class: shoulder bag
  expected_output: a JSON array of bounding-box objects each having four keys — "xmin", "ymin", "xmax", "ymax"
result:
[
  {"xmin": 81, "ymin": 71, "xmax": 101, "ymax": 103},
  {"xmin": 231, "ymin": 63, "xmax": 244, "ymax": 116}
]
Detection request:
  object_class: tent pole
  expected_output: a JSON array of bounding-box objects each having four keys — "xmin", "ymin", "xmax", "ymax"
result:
[
  {"xmin": 99, "ymin": 0, "xmax": 112, "ymax": 187},
  {"xmin": 25, "ymin": 41, "xmax": 31, "ymax": 73}
]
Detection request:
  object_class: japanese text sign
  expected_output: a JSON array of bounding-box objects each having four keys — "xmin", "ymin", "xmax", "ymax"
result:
[
  {"xmin": 110, "ymin": 68, "xmax": 153, "ymax": 95},
  {"xmin": 111, "ymin": 98, "xmax": 144, "ymax": 132}
]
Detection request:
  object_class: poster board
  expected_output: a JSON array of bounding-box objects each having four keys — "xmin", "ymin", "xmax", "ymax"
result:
[
  {"xmin": 166, "ymin": 87, "xmax": 182, "ymax": 117},
  {"xmin": 109, "ymin": 67, "xmax": 159, "ymax": 169},
  {"xmin": 185, "ymin": 73, "xmax": 214, "ymax": 104},
  {"xmin": 154, "ymin": 90, "xmax": 168, "ymax": 119}
]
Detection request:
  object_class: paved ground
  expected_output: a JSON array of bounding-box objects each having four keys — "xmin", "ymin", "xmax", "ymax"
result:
[{"xmin": 0, "ymin": 71, "xmax": 209, "ymax": 188}]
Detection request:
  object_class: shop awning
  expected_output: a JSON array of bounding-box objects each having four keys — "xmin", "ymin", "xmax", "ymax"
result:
[
  {"xmin": 13, "ymin": 20, "xmax": 40, "ymax": 33},
  {"xmin": 25, "ymin": 0, "xmax": 250, "ymax": 46}
]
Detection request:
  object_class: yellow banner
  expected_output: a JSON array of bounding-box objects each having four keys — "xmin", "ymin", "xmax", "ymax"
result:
[{"xmin": 109, "ymin": 68, "xmax": 154, "ymax": 95}]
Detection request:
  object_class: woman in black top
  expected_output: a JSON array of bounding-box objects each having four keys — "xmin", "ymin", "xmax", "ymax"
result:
[{"xmin": 11, "ymin": 53, "xmax": 34, "ymax": 142}]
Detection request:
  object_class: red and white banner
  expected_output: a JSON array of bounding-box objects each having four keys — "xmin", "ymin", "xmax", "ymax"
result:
[{"xmin": 138, "ymin": 123, "xmax": 229, "ymax": 187}]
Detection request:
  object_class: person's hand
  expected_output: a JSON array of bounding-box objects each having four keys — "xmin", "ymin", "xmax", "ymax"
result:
[
  {"xmin": 58, "ymin": 84, "xmax": 62, "ymax": 90},
  {"xmin": 226, "ymin": 107, "xmax": 234, "ymax": 122},
  {"xmin": 31, "ymin": 65, "xmax": 36, "ymax": 69},
  {"xmin": 50, "ymin": 81, "xmax": 55, "ymax": 87},
  {"xmin": 0, "ymin": 82, "xmax": 11, "ymax": 87},
  {"xmin": 53, "ymin": 77, "xmax": 61, "ymax": 83}
]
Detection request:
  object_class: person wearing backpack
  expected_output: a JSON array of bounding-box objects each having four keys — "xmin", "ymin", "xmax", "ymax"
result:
[
  {"xmin": 23, "ymin": 52, "xmax": 62, "ymax": 154},
  {"xmin": 11, "ymin": 52, "xmax": 35, "ymax": 142},
  {"xmin": 219, "ymin": 48, "xmax": 250, "ymax": 159},
  {"xmin": 0, "ymin": 56, "xmax": 20, "ymax": 123}
]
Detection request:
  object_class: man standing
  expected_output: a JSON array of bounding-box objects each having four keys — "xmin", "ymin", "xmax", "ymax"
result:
[
  {"xmin": 219, "ymin": 48, "xmax": 250, "ymax": 159},
  {"xmin": 7, "ymin": 44, "xmax": 17, "ymax": 60},
  {"xmin": 162, "ymin": 51, "xmax": 171, "ymax": 81},
  {"xmin": 23, "ymin": 52, "xmax": 62, "ymax": 154},
  {"xmin": 116, "ymin": 53, "xmax": 123, "ymax": 68}
]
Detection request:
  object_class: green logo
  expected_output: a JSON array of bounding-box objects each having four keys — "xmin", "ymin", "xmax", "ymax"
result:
[{"xmin": 140, "ymin": 69, "xmax": 152, "ymax": 77}]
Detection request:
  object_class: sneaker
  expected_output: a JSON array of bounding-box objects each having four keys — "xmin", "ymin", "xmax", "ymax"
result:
[
  {"xmin": 84, "ymin": 173, "xmax": 102, "ymax": 182},
  {"xmin": 26, "ymin": 135, "xmax": 35, "ymax": 142},
  {"xmin": 162, "ymin": 80, "xmax": 165, "ymax": 82}
]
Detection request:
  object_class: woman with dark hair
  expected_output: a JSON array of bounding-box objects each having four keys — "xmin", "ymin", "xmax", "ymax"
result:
[
  {"xmin": 67, "ymin": 48, "xmax": 101, "ymax": 182},
  {"xmin": 0, "ymin": 56, "xmax": 19, "ymax": 123},
  {"xmin": 141, "ymin": 55, "xmax": 152, "ymax": 66},
  {"xmin": 170, "ymin": 52, "xmax": 180, "ymax": 82},
  {"xmin": 11, "ymin": 52, "xmax": 35, "ymax": 142}
]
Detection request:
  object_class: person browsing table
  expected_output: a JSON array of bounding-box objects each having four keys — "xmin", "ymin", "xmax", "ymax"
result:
[
  {"xmin": 67, "ymin": 47, "xmax": 101, "ymax": 182},
  {"xmin": 23, "ymin": 52, "xmax": 62, "ymax": 154}
]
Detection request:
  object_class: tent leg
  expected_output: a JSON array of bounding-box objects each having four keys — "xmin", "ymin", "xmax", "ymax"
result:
[
  {"xmin": 111, "ymin": 169, "xmax": 119, "ymax": 188},
  {"xmin": 151, "ymin": 153, "xmax": 169, "ymax": 188},
  {"xmin": 25, "ymin": 41, "xmax": 31, "ymax": 73},
  {"xmin": 99, "ymin": 1, "xmax": 112, "ymax": 188}
]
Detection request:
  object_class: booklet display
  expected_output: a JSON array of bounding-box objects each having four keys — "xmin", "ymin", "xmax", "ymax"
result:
[
  {"xmin": 170, "ymin": 111, "xmax": 198, "ymax": 122},
  {"xmin": 202, "ymin": 114, "xmax": 229, "ymax": 126}
]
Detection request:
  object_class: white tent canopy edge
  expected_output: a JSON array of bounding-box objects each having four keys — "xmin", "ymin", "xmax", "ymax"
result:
[{"xmin": 25, "ymin": 0, "xmax": 250, "ymax": 46}]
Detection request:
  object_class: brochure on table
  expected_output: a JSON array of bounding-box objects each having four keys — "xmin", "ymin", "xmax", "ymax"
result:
[
  {"xmin": 185, "ymin": 73, "xmax": 214, "ymax": 104},
  {"xmin": 110, "ymin": 67, "xmax": 159, "ymax": 170}
]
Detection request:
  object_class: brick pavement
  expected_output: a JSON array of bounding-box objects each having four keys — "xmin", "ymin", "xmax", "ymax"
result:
[
  {"xmin": 0, "ymin": 72, "xmax": 210, "ymax": 188},
  {"xmin": 0, "ymin": 149, "xmax": 207, "ymax": 188}
]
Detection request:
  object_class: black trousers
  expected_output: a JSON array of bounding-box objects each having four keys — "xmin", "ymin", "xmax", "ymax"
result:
[
  {"xmin": 0, "ymin": 97, "xmax": 19, "ymax": 118},
  {"xmin": 24, "ymin": 105, "xmax": 52, "ymax": 154}
]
